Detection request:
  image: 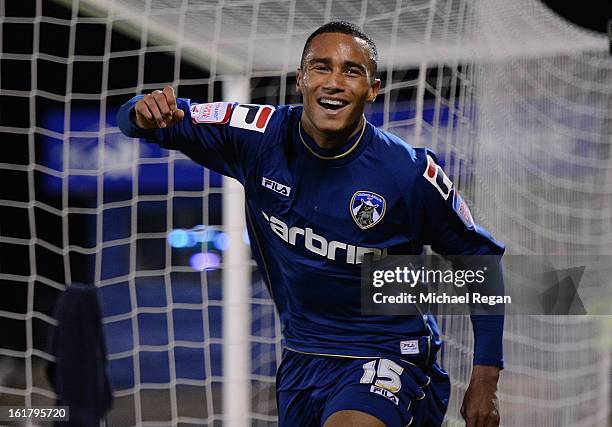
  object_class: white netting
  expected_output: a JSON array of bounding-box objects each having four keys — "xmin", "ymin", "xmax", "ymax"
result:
[{"xmin": 0, "ymin": 0, "xmax": 609, "ymax": 426}]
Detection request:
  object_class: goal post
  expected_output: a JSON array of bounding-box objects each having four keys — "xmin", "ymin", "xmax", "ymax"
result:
[{"xmin": 221, "ymin": 77, "xmax": 251, "ymax": 427}]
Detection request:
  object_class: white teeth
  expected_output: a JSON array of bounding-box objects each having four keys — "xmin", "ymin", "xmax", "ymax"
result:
[{"xmin": 319, "ymin": 98, "xmax": 346, "ymax": 106}]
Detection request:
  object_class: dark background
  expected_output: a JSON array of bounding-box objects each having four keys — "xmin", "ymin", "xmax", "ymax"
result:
[{"xmin": 0, "ymin": 0, "xmax": 609, "ymax": 372}]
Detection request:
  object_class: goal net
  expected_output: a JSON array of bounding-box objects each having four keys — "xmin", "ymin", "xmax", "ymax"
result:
[{"xmin": 0, "ymin": 0, "xmax": 609, "ymax": 426}]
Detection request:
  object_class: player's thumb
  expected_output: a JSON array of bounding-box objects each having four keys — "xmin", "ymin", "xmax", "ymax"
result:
[{"xmin": 170, "ymin": 108, "xmax": 185, "ymax": 125}]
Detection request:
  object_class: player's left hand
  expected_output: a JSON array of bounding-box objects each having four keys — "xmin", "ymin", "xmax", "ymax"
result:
[{"xmin": 460, "ymin": 365, "xmax": 500, "ymax": 427}]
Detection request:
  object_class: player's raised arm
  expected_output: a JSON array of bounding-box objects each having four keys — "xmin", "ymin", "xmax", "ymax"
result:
[
  {"xmin": 116, "ymin": 87, "xmax": 277, "ymax": 184},
  {"xmin": 133, "ymin": 86, "xmax": 185, "ymax": 130}
]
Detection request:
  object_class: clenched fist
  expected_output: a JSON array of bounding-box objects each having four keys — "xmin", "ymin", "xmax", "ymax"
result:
[{"xmin": 134, "ymin": 85, "xmax": 185, "ymax": 129}]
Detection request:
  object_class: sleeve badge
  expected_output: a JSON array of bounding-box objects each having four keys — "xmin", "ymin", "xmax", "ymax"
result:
[{"xmin": 190, "ymin": 102, "xmax": 233, "ymax": 124}]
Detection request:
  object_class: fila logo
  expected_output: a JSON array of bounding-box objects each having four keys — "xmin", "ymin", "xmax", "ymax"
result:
[
  {"xmin": 423, "ymin": 154, "xmax": 453, "ymax": 200},
  {"xmin": 230, "ymin": 104, "xmax": 275, "ymax": 133},
  {"xmin": 261, "ymin": 211, "xmax": 387, "ymax": 264},
  {"xmin": 400, "ymin": 340, "xmax": 419, "ymax": 355},
  {"xmin": 369, "ymin": 385, "xmax": 399, "ymax": 405},
  {"xmin": 262, "ymin": 176, "xmax": 291, "ymax": 197}
]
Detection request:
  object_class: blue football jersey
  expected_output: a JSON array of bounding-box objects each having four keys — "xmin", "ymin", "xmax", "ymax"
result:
[{"xmin": 117, "ymin": 99, "xmax": 505, "ymax": 367}]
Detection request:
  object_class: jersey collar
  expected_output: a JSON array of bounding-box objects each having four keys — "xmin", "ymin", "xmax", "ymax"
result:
[{"xmin": 296, "ymin": 110, "xmax": 372, "ymax": 166}]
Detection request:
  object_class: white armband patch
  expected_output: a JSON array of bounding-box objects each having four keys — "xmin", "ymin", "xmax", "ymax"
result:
[
  {"xmin": 190, "ymin": 102, "xmax": 233, "ymax": 124},
  {"xmin": 452, "ymin": 190, "xmax": 476, "ymax": 230},
  {"xmin": 229, "ymin": 104, "xmax": 275, "ymax": 133},
  {"xmin": 423, "ymin": 154, "xmax": 453, "ymax": 200}
]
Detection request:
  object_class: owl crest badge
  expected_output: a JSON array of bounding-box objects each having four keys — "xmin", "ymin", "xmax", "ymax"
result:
[{"xmin": 350, "ymin": 191, "xmax": 386, "ymax": 230}]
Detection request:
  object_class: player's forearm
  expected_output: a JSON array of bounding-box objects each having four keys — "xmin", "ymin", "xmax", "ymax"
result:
[
  {"xmin": 471, "ymin": 314, "xmax": 504, "ymax": 368},
  {"xmin": 468, "ymin": 252, "xmax": 504, "ymax": 368}
]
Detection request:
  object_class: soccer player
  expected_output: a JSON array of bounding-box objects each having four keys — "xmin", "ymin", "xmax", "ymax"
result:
[{"xmin": 117, "ymin": 21, "xmax": 504, "ymax": 427}]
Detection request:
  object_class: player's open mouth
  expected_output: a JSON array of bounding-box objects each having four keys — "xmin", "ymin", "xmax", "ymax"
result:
[{"xmin": 317, "ymin": 97, "xmax": 349, "ymax": 111}]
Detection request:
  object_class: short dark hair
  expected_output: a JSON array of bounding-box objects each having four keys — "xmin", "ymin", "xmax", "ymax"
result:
[{"xmin": 300, "ymin": 21, "xmax": 378, "ymax": 79}]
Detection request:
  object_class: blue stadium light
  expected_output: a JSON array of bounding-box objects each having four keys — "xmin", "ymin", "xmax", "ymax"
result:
[
  {"xmin": 168, "ymin": 229, "xmax": 195, "ymax": 248},
  {"xmin": 189, "ymin": 252, "xmax": 221, "ymax": 271},
  {"xmin": 213, "ymin": 232, "xmax": 230, "ymax": 251},
  {"xmin": 191, "ymin": 225, "xmax": 217, "ymax": 243}
]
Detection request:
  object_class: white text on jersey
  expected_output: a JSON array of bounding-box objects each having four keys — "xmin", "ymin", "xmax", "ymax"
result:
[
  {"xmin": 261, "ymin": 211, "xmax": 386, "ymax": 264},
  {"xmin": 261, "ymin": 176, "xmax": 291, "ymax": 197}
]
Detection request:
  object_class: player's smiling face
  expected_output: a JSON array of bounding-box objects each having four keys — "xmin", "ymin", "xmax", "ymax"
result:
[{"xmin": 297, "ymin": 32, "xmax": 380, "ymax": 147}]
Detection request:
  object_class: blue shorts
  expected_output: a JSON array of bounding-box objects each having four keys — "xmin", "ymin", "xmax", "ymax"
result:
[{"xmin": 276, "ymin": 349, "xmax": 450, "ymax": 427}]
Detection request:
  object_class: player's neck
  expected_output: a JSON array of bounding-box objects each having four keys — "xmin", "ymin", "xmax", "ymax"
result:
[{"xmin": 300, "ymin": 116, "xmax": 364, "ymax": 150}]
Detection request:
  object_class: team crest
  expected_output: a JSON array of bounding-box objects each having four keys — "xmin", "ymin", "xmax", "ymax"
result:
[{"xmin": 350, "ymin": 191, "xmax": 386, "ymax": 230}]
